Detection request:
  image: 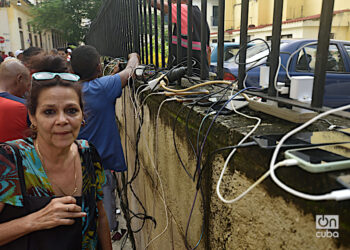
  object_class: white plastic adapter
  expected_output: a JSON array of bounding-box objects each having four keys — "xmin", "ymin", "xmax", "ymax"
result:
[
  {"xmin": 289, "ymin": 76, "xmax": 314, "ymax": 102},
  {"xmin": 148, "ymin": 75, "xmax": 163, "ymax": 90},
  {"xmin": 259, "ymin": 66, "xmax": 270, "ymax": 88}
]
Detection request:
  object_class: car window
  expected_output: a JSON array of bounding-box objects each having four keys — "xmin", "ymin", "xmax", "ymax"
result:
[
  {"xmin": 344, "ymin": 45, "xmax": 350, "ymax": 59},
  {"xmin": 224, "ymin": 47, "xmax": 240, "ymax": 61},
  {"xmin": 296, "ymin": 44, "xmax": 345, "ymax": 73},
  {"xmin": 229, "ymin": 42, "xmax": 284, "ymax": 64}
]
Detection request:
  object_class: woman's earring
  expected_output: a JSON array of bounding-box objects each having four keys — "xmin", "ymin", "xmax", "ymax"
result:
[
  {"xmin": 30, "ymin": 124, "xmax": 37, "ymax": 131},
  {"xmin": 81, "ymin": 120, "xmax": 86, "ymax": 126}
]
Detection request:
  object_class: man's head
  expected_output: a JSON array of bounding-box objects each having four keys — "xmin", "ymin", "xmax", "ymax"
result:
[
  {"xmin": 71, "ymin": 45, "xmax": 101, "ymax": 81},
  {"xmin": 29, "ymin": 54, "xmax": 68, "ymax": 74},
  {"xmin": 15, "ymin": 50, "xmax": 24, "ymax": 60},
  {"xmin": 22, "ymin": 47, "xmax": 44, "ymax": 69},
  {"xmin": 8, "ymin": 52, "xmax": 14, "ymax": 57},
  {"xmin": 57, "ymin": 48, "xmax": 67, "ymax": 58},
  {"xmin": 0, "ymin": 58, "xmax": 31, "ymax": 97}
]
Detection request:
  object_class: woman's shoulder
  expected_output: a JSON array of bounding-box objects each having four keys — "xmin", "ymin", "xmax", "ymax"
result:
[
  {"xmin": 0, "ymin": 138, "xmax": 34, "ymax": 154},
  {"xmin": 75, "ymin": 139, "xmax": 98, "ymax": 153}
]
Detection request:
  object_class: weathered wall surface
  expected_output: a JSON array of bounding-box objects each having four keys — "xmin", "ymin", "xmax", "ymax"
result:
[{"xmin": 115, "ymin": 87, "xmax": 349, "ymax": 249}]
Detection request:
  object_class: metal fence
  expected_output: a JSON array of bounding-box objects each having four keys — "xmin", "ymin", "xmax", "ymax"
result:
[{"xmin": 86, "ymin": 0, "xmax": 337, "ymax": 109}]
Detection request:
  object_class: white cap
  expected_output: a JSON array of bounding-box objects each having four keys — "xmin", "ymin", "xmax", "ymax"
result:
[
  {"xmin": 67, "ymin": 48, "xmax": 72, "ymax": 53},
  {"xmin": 15, "ymin": 50, "xmax": 23, "ymax": 57}
]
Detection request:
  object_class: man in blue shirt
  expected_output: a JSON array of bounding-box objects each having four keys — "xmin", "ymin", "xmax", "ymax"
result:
[{"xmin": 71, "ymin": 45, "xmax": 139, "ymax": 236}]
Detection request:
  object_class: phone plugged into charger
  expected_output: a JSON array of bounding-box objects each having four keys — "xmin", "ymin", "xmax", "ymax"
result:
[{"xmin": 284, "ymin": 143, "xmax": 350, "ymax": 173}]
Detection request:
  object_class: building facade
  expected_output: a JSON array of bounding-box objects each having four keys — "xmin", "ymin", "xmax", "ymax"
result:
[
  {"xmin": 0, "ymin": 0, "xmax": 65, "ymax": 54},
  {"xmin": 210, "ymin": 0, "xmax": 350, "ymax": 43}
]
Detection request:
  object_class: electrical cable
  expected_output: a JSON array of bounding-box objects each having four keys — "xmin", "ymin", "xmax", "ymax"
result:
[
  {"xmin": 196, "ymin": 111, "xmax": 216, "ymax": 155},
  {"xmin": 196, "ymin": 142, "xmax": 258, "ymax": 190},
  {"xmin": 160, "ymin": 79, "xmax": 232, "ymax": 93},
  {"xmin": 218, "ymin": 160, "xmax": 297, "ymax": 204},
  {"xmin": 173, "ymin": 103, "xmax": 196, "ymax": 179},
  {"xmin": 144, "ymin": 98, "xmax": 177, "ymax": 249},
  {"xmin": 269, "ymin": 103, "xmax": 350, "ymax": 201},
  {"xmin": 194, "ymin": 87, "xmax": 258, "ymax": 181},
  {"xmin": 285, "ymin": 41, "xmax": 317, "ymax": 80},
  {"xmin": 172, "ymin": 82, "xmax": 236, "ymax": 180},
  {"xmin": 216, "ymin": 91, "xmax": 262, "ymax": 203},
  {"xmin": 233, "ymin": 38, "xmax": 271, "ymax": 65}
]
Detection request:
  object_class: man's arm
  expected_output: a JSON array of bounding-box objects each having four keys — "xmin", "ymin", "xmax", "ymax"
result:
[
  {"xmin": 149, "ymin": 0, "xmax": 169, "ymax": 14},
  {"xmin": 118, "ymin": 53, "xmax": 140, "ymax": 88}
]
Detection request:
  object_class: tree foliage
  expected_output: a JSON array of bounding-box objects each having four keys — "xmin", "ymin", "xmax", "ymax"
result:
[{"xmin": 30, "ymin": 0, "xmax": 103, "ymax": 44}]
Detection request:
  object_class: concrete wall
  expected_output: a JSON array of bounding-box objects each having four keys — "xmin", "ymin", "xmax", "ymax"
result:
[{"xmin": 115, "ymin": 85, "xmax": 350, "ymax": 249}]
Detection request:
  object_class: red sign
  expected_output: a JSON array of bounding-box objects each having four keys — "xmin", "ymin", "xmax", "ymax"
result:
[{"xmin": 0, "ymin": 36, "xmax": 4, "ymax": 43}]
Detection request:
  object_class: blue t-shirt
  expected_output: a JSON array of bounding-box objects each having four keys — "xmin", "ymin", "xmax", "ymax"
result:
[{"xmin": 78, "ymin": 74, "xmax": 127, "ymax": 172}]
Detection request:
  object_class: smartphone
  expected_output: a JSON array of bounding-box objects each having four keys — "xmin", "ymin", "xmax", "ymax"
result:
[
  {"xmin": 336, "ymin": 174, "xmax": 350, "ymax": 189},
  {"xmin": 252, "ymin": 130, "xmax": 350, "ymax": 149},
  {"xmin": 284, "ymin": 144, "xmax": 350, "ymax": 173},
  {"xmin": 252, "ymin": 133, "xmax": 312, "ymax": 149}
]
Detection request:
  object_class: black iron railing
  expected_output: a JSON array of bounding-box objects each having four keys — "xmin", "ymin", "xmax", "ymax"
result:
[{"xmin": 86, "ymin": 0, "xmax": 337, "ymax": 108}]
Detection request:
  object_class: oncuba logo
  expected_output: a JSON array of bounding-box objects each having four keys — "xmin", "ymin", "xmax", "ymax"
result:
[{"xmin": 315, "ymin": 215, "xmax": 339, "ymax": 238}]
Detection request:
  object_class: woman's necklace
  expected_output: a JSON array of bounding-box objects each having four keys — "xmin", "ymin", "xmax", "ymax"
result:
[{"xmin": 35, "ymin": 140, "xmax": 78, "ymax": 196}]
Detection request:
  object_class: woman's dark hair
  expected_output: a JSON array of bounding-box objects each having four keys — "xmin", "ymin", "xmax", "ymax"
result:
[
  {"xmin": 71, "ymin": 45, "xmax": 100, "ymax": 80},
  {"xmin": 27, "ymin": 78, "xmax": 84, "ymax": 116}
]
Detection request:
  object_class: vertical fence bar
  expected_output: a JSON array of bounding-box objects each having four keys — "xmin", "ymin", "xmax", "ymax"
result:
[
  {"xmin": 187, "ymin": 0, "xmax": 193, "ymax": 76},
  {"xmin": 128, "ymin": 0, "xmax": 134, "ymax": 53},
  {"xmin": 311, "ymin": 0, "xmax": 335, "ymax": 108},
  {"xmin": 148, "ymin": 0, "xmax": 153, "ymax": 64},
  {"xmin": 124, "ymin": 0, "xmax": 129, "ymax": 53},
  {"xmin": 125, "ymin": 0, "xmax": 131, "ymax": 53},
  {"xmin": 144, "ymin": 0, "xmax": 149, "ymax": 64},
  {"xmin": 176, "ymin": 0, "xmax": 181, "ymax": 65},
  {"xmin": 238, "ymin": 0, "xmax": 249, "ymax": 89},
  {"xmin": 121, "ymin": 0, "xmax": 127, "ymax": 55},
  {"xmin": 168, "ymin": 0, "xmax": 172, "ymax": 66},
  {"xmin": 200, "ymin": 0, "xmax": 208, "ymax": 80},
  {"xmin": 217, "ymin": 0, "xmax": 225, "ymax": 79},
  {"xmin": 139, "ymin": 0, "xmax": 145, "ymax": 62},
  {"xmin": 161, "ymin": 0, "xmax": 165, "ymax": 68},
  {"xmin": 132, "ymin": 0, "xmax": 140, "ymax": 54},
  {"xmin": 154, "ymin": 0, "xmax": 159, "ymax": 67},
  {"xmin": 268, "ymin": 0, "xmax": 283, "ymax": 97}
]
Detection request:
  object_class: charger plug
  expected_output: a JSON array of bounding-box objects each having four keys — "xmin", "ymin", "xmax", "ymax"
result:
[
  {"xmin": 330, "ymin": 189, "xmax": 350, "ymax": 201},
  {"xmin": 148, "ymin": 75, "xmax": 164, "ymax": 91}
]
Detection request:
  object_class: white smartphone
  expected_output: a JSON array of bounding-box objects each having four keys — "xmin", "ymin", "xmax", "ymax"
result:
[{"xmin": 284, "ymin": 144, "xmax": 350, "ymax": 173}]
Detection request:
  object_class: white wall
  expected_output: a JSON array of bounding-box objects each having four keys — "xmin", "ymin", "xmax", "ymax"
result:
[
  {"xmin": 0, "ymin": 9, "xmax": 12, "ymax": 53},
  {"xmin": 193, "ymin": 0, "xmax": 218, "ymax": 34}
]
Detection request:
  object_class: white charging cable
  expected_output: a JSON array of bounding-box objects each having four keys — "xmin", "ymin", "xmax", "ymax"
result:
[
  {"xmin": 270, "ymin": 104, "xmax": 350, "ymax": 201},
  {"xmin": 216, "ymin": 101, "xmax": 262, "ymax": 203}
]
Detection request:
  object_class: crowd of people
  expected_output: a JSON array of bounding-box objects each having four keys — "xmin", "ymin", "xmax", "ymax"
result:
[{"xmin": 0, "ymin": 45, "xmax": 139, "ymax": 249}]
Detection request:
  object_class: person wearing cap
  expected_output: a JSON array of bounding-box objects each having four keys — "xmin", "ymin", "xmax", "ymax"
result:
[{"xmin": 15, "ymin": 50, "xmax": 24, "ymax": 60}]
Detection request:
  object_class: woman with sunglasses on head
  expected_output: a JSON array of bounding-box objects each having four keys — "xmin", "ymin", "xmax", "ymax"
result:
[{"xmin": 0, "ymin": 73, "xmax": 112, "ymax": 250}]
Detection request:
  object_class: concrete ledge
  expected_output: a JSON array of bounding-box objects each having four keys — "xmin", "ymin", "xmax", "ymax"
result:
[{"xmin": 115, "ymin": 86, "xmax": 350, "ymax": 249}]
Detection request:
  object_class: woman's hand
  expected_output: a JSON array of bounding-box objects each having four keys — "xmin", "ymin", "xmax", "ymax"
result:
[
  {"xmin": 29, "ymin": 196, "xmax": 86, "ymax": 231},
  {"xmin": 0, "ymin": 196, "xmax": 86, "ymax": 246}
]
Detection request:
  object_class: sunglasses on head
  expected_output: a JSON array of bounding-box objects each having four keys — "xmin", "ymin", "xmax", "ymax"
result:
[{"xmin": 32, "ymin": 72, "xmax": 80, "ymax": 82}]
